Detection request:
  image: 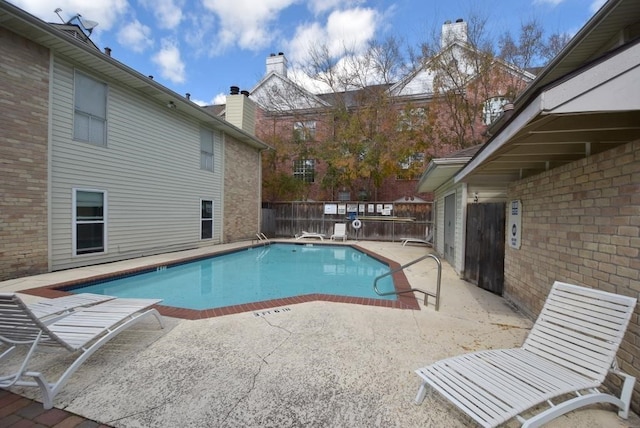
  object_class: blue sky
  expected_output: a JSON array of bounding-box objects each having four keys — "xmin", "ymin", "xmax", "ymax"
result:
[{"xmin": 10, "ymin": 0, "xmax": 606, "ymax": 106}]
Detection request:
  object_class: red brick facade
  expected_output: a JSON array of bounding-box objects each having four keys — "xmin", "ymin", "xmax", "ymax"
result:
[
  {"xmin": 505, "ymin": 140, "xmax": 640, "ymax": 411},
  {"xmin": 0, "ymin": 28, "xmax": 50, "ymax": 281}
]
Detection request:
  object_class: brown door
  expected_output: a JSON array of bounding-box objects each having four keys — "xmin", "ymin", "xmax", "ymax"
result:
[{"xmin": 464, "ymin": 202, "xmax": 505, "ymax": 295}]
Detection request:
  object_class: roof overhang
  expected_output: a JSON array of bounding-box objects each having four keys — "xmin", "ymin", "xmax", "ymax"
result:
[
  {"xmin": 0, "ymin": 2, "xmax": 270, "ymax": 151},
  {"xmin": 455, "ymin": 39, "xmax": 640, "ymax": 184},
  {"xmin": 417, "ymin": 157, "xmax": 471, "ymax": 192}
]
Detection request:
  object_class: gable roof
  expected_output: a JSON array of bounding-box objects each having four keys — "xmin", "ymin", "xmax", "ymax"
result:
[
  {"xmin": 455, "ymin": 0, "xmax": 640, "ymax": 185},
  {"xmin": 389, "ymin": 41, "xmax": 535, "ymax": 100},
  {"xmin": 416, "ymin": 145, "xmax": 482, "ymax": 192},
  {"xmin": 0, "ymin": 1, "xmax": 269, "ymax": 151},
  {"xmin": 250, "ymin": 71, "xmax": 330, "ymax": 112}
]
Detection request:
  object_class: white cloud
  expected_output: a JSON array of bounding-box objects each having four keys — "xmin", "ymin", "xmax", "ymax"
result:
[
  {"xmin": 117, "ymin": 20, "xmax": 153, "ymax": 53},
  {"xmin": 288, "ymin": 22, "xmax": 326, "ymax": 63},
  {"xmin": 10, "ymin": 0, "xmax": 129, "ymax": 30},
  {"xmin": 589, "ymin": 0, "xmax": 607, "ymax": 13},
  {"xmin": 212, "ymin": 93, "xmax": 227, "ymax": 104},
  {"xmin": 307, "ymin": 0, "xmax": 365, "ymax": 15},
  {"xmin": 288, "ymin": 7, "xmax": 379, "ymax": 63},
  {"xmin": 325, "ymin": 8, "xmax": 377, "ymax": 54},
  {"xmin": 201, "ymin": 0, "xmax": 297, "ymax": 52},
  {"xmin": 152, "ymin": 39, "xmax": 186, "ymax": 83},
  {"xmin": 140, "ymin": 0, "xmax": 184, "ymax": 29}
]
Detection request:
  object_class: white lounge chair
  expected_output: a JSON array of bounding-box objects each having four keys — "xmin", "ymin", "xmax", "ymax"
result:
[
  {"xmin": 401, "ymin": 227, "xmax": 433, "ymax": 247},
  {"xmin": 0, "ymin": 293, "xmax": 164, "ymax": 409},
  {"xmin": 27, "ymin": 293, "xmax": 115, "ymax": 323},
  {"xmin": 415, "ymin": 281, "xmax": 637, "ymax": 427},
  {"xmin": 330, "ymin": 223, "xmax": 347, "ymax": 241},
  {"xmin": 295, "ymin": 231, "xmax": 325, "ymax": 241}
]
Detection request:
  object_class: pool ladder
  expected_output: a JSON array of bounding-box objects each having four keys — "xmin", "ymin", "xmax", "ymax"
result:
[{"xmin": 373, "ymin": 253, "xmax": 442, "ymax": 311}]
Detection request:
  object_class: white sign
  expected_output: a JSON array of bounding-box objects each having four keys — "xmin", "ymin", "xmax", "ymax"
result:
[
  {"xmin": 508, "ymin": 200, "xmax": 522, "ymax": 249},
  {"xmin": 324, "ymin": 204, "xmax": 337, "ymax": 215}
]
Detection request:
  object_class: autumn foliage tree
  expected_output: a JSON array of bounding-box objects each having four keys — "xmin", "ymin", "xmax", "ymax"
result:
[{"xmin": 256, "ymin": 15, "xmax": 570, "ymax": 201}]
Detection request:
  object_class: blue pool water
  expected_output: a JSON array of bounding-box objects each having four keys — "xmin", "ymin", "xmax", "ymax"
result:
[{"xmin": 67, "ymin": 243, "xmax": 396, "ymax": 310}]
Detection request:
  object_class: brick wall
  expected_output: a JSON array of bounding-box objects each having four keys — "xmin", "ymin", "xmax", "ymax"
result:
[
  {"xmin": 223, "ymin": 136, "xmax": 261, "ymax": 242},
  {"xmin": 505, "ymin": 140, "xmax": 640, "ymax": 411},
  {"xmin": 0, "ymin": 28, "xmax": 50, "ymax": 280}
]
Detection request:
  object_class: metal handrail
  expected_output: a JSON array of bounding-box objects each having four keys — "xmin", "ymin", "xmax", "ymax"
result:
[
  {"xmin": 255, "ymin": 233, "xmax": 271, "ymax": 246},
  {"xmin": 373, "ymin": 253, "xmax": 442, "ymax": 311}
]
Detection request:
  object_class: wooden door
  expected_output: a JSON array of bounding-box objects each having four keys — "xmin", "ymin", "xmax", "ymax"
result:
[{"xmin": 464, "ymin": 202, "xmax": 505, "ymax": 295}]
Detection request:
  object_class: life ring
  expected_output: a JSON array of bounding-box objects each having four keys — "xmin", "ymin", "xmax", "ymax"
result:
[{"xmin": 352, "ymin": 219, "xmax": 362, "ymax": 229}]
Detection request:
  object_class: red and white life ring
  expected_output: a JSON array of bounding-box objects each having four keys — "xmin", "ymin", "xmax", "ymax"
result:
[{"xmin": 352, "ymin": 219, "xmax": 362, "ymax": 229}]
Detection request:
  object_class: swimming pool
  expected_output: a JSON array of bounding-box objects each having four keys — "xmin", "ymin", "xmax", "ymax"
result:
[{"xmin": 64, "ymin": 243, "xmax": 398, "ymax": 311}]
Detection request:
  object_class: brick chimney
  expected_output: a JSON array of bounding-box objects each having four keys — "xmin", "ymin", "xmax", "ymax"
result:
[
  {"xmin": 441, "ymin": 18, "xmax": 467, "ymax": 49},
  {"xmin": 226, "ymin": 86, "xmax": 256, "ymax": 135},
  {"xmin": 266, "ymin": 52, "xmax": 287, "ymax": 77}
]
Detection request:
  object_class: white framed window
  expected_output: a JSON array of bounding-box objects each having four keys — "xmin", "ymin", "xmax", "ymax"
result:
[
  {"xmin": 398, "ymin": 107, "xmax": 426, "ymax": 131},
  {"xmin": 482, "ymin": 96, "xmax": 509, "ymax": 125},
  {"xmin": 200, "ymin": 129, "xmax": 218, "ymax": 171},
  {"xmin": 73, "ymin": 189, "xmax": 106, "ymax": 255},
  {"xmin": 293, "ymin": 159, "xmax": 315, "ymax": 183},
  {"xmin": 74, "ymin": 71, "xmax": 107, "ymax": 145},
  {"xmin": 201, "ymin": 199, "xmax": 213, "ymax": 239},
  {"xmin": 293, "ymin": 121, "xmax": 316, "ymax": 141}
]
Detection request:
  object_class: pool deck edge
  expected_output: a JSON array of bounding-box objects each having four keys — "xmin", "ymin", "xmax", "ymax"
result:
[{"xmin": 8, "ymin": 240, "xmax": 421, "ymax": 319}]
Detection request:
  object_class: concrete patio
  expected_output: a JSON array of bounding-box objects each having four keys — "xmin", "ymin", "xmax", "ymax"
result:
[{"xmin": 1, "ymin": 241, "xmax": 638, "ymax": 427}]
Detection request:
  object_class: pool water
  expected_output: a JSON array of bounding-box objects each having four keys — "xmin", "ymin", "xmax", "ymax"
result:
[{"xmin": 67, "ymin": 243, "xmax": 396, "ymax": 310}]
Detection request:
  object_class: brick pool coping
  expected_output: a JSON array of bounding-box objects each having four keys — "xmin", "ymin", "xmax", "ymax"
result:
[{"xmin": 20, "ymin": 243, "xmax": 421, "ymax": 320}]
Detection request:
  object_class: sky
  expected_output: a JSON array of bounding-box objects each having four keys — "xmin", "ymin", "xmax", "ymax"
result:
[{"xmin": 9, "ymin": 0, "xmax": 607, "ymax": 106}]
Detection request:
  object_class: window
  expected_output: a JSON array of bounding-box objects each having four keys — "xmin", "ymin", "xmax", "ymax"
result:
[
  {"xmin": 73, "ymin": 189, "xmax": 106, "ymax": 255},
  {"xmin": 201, "ymin": 199, "xmax": 213, "ymax": 239},
  {"xmin": 74, "ymin": 72, "xmax": 107, "ymax": 145},
  {"xmin": 398, "ymin": 108, "xmax": 426, "ymax": 131},
  {"xmin": 293, "ymin": 121, "xmax": 316, "ymax": 142},
  {"xmin": 200, "ymin": 129, "xmax": 217, "ymax": 171},
  {"xmin": 398, "ymin": 153, "xmax": 425, "ymax": 180},
  {"xmin": 483, "ymin": 96, "xmax": 509, "ymax": 125},
  {"xmin": 293, "ymin": 159, "xmax": 315, "ymax": 183},
  {"xmin": 338, "ymin": 191, "xmax": 351, "ymax": 201}
]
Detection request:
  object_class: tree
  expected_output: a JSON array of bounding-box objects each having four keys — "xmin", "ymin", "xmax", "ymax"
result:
[
  {"xmin": 299, "ymin": 37, "xmax": 430, "ymax": 200},
  {"xmin": 255, "ymin": 14, "xmax": 569, "ymax": 202},
  {"xmin": 422, "ymin": 16, "xmax": 568, "ymax": 152}
]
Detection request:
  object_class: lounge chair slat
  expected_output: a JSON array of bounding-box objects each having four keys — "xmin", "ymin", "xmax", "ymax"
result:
[
  {"xmin": 0, "ymin": 293, "xmax": 164, "ymax": 409},
  {"xmin": 415, "ymin": 281, "xmax": 637, "ymax": 427},
  {"xmin": 28, "ymin": 294, "xmax": 115, "ymax": 319}
]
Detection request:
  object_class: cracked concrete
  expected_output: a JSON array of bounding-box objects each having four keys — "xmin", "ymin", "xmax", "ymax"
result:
[{"xmin": 2, "ymin": 241, "xmax": 639, "ymax": 427}]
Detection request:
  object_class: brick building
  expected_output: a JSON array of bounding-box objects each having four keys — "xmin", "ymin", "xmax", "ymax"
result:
[
  {"xmin": 447, "ymin": 0, "xmax": 640, "ymax": 412},
  {"xmin": 212, "ymin": 20, "xmax": 534, "ymax": 203},
  {"xmin": 0, "ymin": 2, "xmax": 268, "ymax": 281}
]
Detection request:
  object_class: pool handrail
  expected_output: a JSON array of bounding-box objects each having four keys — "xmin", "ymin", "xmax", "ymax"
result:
[
  {"xmin": 372, "ymin": 253, "xmax": 442, "ymax": 311},
  {"xmin": 255, "ymin": 233, "xmax": 271, "ymax": 246}
]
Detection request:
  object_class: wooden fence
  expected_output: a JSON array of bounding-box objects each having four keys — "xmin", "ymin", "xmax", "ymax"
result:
[{"xmin": 262, "ymin": 202, "xmax": 432, "ymax": 242}]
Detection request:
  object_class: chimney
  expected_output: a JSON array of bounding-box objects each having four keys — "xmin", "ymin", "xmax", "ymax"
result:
[
  {"xmin": 104, "ymin": 47, "xmax": 111, "ymax": 56},
  {"xmin": 226, "ymin": 88, "xmax": 256, "ymax": 135},
  {"xmin": 441, "ymin": 18, "xmax": 467, "ymax": 49},
  {"xmin": 266, "ymin": 52, "xmax": 287, "ymax": 77}
]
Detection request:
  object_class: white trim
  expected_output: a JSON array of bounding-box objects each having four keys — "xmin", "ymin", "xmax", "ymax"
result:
[
  {"xmin": 72, "ymin": 188, "xmax": 107, "ymax": 256},
  {"xmin": 454, "ymin": 96, "xmax": 542, "ymax": 183},
  {"xmin": 72, "ymin": 70, "xmax": 108, "ymax": 146},
  {"xmin": 200, "ymin": 198, "xmax": 214, "ymax": 240},
  {"xmin": 47, "ymin": 53, "xmax": 55, "ymax": 271}
]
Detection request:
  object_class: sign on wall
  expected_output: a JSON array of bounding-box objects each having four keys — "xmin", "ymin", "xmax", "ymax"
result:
[{"xmin": 508, "ymin": 200, "xmax": 522, "ymax": 249}]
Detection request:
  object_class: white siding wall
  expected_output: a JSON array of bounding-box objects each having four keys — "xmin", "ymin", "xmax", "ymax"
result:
[
  {"xmin": 51, "ymin": 59, "xmax": 224, "ymax": 270},
  {"xmin": 466, "ymin": 183, "xmax": 507, "ymax": 204},
  {"xmin": 433, "ymin": 180, "xmax": 466, "ymax": 276}
]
